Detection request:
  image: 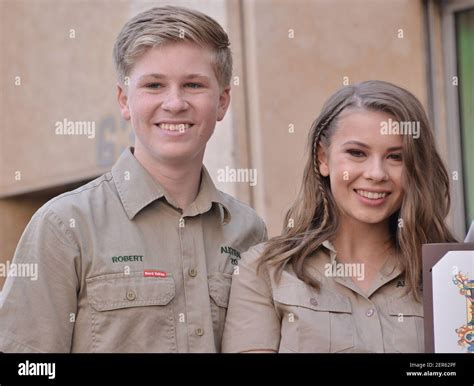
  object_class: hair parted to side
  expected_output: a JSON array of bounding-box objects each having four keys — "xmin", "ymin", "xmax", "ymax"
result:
[
  {"xmin": 113, "ymin": 5, "xmax": 232, "ymax": 88},
  {"xmin": 259, "ymin": 80, "xmax": 457, "ymax": 300}
]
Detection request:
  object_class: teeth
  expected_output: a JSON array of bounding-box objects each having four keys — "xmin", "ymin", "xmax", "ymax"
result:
[
  {"xmin": 356, "ymin": 190, "xmax": 387, "ymax": 199},
  {"xmin": 158, "ymin": 123, "xmax": 191, "ymax": 131}
]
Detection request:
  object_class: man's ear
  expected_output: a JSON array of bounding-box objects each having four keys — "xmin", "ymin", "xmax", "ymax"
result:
[
  {"xmin": 217, "ymin": 86, "xmax": 231, "ymax": 121},
  {"xmin": 317, "ymin": 142, "xmax": 330, "ymax": 177},
  {"xmin": 117, "ymin": 83, "xmax": 131, "ymax": 121}
]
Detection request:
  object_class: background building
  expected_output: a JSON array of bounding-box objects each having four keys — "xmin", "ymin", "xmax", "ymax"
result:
[{"xmin": 1, "ymin": 0, "xmax": 473, "ymax": 290}]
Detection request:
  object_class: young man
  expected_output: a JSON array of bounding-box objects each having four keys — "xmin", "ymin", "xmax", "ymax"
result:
[{"xmin": 0, "ymin": 6, "xmax": 266, "ymax": 353}]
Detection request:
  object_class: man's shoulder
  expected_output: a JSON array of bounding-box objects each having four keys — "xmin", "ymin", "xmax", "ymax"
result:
[
  {"xmin": 217, "ymin": 190, "xmax": 264, "ymax": 224},
  {"xmin": 217, "ymin": 190, "xmax": 267, "ymax": 244},
  {"xmin": 39, "ymin": 172, "xmax": 115, "ymax": 218}
]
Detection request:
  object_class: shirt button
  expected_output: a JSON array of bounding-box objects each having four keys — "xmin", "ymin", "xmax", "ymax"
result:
[
  {"xmin": 126, "ymin": 290, "xmax": 136, "ymax": 301},
  {"xmin": 366, "ymin": 308, "xmax": 375, "ymax": 317},
  {"xmin": 310, "ymin": 297, "xmax": 318, "ymax": 306},
  {"xmin": 188, "ymin": 268, "xmax": 198, "ymax": 277},
  {"xmin": 195, "ymin": 328, "xmax": 204, "ymax": 336}
]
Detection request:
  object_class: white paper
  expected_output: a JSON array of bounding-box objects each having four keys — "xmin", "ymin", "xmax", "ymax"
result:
[
  {"xmin": 432, "ymin": 250, "xmax": 474, "ymax": 353},
  {"xmin": 465, "ymin": 221, "xmax": 474, "ymax": 242}
]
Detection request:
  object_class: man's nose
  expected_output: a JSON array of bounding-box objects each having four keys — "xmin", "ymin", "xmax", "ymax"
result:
[{"xmin": 161, "ymin": 87, "xmax": 188, "ymax": 112}]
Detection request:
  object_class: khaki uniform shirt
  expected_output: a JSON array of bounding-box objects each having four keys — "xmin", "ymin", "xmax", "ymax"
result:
[
  {"xmin": 0, "ymin": 147, "xmax": 267, "ymax": 353},
  {"xmin": 222, "ymin": 241, "xmax": 424, "ymax": 353}
]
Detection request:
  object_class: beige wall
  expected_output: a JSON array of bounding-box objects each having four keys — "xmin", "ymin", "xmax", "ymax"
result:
[
  {"xmin": 0, "ymin": 198, "xmax": 46, "ymax": 289},
  {"xmin": 0, "ymin": 0, "xmax": 132, "ymax": 196},
  {"xmin": 1, "ymin": 0, "xmax": 433, "ymax": 289}
]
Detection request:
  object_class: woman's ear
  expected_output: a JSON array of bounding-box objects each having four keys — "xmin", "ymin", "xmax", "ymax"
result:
[{"xmin": 317, "ymin": 142, "xmax": 330, "ymax": 177}]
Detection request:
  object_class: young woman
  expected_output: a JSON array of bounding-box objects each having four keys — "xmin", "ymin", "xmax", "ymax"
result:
[{"xmin": 222, "ymin": 80, "xmax": 457, "ymax": 353}]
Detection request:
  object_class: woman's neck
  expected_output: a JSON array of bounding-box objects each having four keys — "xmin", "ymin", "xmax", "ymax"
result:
[
  {"xmin": 330, "ymin": 216, "xmax": 395, "ymax": 295},
  {"xmin": 331, "ymin": 216, "xmax": 393, "ymax": 265}
]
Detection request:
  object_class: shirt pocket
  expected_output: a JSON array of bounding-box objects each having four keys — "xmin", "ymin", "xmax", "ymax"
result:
[
  {"xmin": 387, "ymin": 295, "xmax": 424, "ymax": 353},
  {"xmin": 208, "ymin": 272, "xmax": 232, "ymax": 352},
  {"xmin": 274, "ymin": 285, "xmax": 355, "ymax": 353},
  {"xmin": 86, "ymin": 271, "xmax": 177, "ymax": 352}
]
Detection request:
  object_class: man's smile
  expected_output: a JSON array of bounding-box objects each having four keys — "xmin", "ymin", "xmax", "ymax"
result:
[{"xmin": 156, "ymin": 121, "xmax": 194, "ymax": 131}]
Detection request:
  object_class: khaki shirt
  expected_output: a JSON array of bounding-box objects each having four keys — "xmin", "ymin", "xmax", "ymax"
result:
[
  {"xmin": 0, "ymin": 147, "xmax": 267, "ymax": 353},
  {"xmin": 222, "ymin": 241, "xmax": 424, "ymax": 353}
]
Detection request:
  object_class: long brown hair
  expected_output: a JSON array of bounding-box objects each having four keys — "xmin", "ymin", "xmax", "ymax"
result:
[{"xmin": 259, "ymin": 80, "xmax": 457, "ymax": 299}]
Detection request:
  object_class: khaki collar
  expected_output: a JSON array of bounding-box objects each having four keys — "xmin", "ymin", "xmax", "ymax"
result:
[
  {"xmin": 322, "ymin": 240, "xmax": 337, "ymax": 263},
  {"xmin": 378, "ymin": 248, "xmax": 403, "ymax": 280},
  {"xmin": 322, "ymin": 239, "xmax": 401, "ymax": 274},
  {"xmin": 321, "ymin": 238, "xmax": 403, "ymax": 297},
  {"xmin": 112, "ymin": 147, "xmax": 231, "ymax": 223}
]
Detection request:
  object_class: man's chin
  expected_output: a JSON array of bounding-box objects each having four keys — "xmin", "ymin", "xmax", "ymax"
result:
[{"xmin": 152, "ymin": 148, "xmax": 205, "ymax": 165}]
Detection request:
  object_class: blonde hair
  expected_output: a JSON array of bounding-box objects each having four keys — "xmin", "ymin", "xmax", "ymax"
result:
[
  {"xmin": 259, "ymin": 80, "xmax": 457, "ymax": 300},
  {"xmin": 113, "ymin": 6, "xmax": 232, "ymax": 88}
]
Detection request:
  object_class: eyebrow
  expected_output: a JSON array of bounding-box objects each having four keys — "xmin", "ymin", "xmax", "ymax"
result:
[
  {"xmin": 342, "ymin": 140, "xmax": 403, "ymax": 152},
  {"xmin": 139, "ymin": 73, "xmax": 211, "ymax": 81}
]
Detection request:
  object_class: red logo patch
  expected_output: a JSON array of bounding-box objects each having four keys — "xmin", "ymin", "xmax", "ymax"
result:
[{"xmin": 144, "ymin": 270, "xmax": 168, "ymax": 278}]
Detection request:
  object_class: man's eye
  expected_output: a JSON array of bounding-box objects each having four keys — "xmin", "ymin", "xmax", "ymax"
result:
[
  {"xmin": 388, "ymin": 153, "xmax": 403, "ymax": 161},
  {"xmin": 145, "ymin": 83, "xmax": 162, "ymax": 89},
  {"xmin": 347, "ymin": 149, "xmax": 365, "ymax": 157},
  {"xmin": 185, "ymin": 82, "xmax": 203, "ymax": 89}
]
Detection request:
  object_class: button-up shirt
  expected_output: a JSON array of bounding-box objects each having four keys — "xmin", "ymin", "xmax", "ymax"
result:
[
  {"xmin": 222, "ymin": 240, "xmax": 424, "ymax": 353},
  {"xmin": 0, "ymin": 147, "xmax": 267, "ymax": 352}
]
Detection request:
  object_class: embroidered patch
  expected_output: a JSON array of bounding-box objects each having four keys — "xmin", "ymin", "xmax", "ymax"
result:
[
  {"xmin": 144, "ymin": 270, "xmax": 171, "ymax": 278},
  {"xmin": 220, "ymin": 246, "xmax": 241, "ymax": 265},
  {"xmin": 111, "ymin": 255, "xmax": 143, "ymax": 263},
  {"xmin": 396, "ymin": 279, "xmax": 406, "ymax": 288}
]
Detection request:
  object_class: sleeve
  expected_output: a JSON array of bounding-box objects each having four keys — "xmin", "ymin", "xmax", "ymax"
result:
[
  {"xmin": 222, "ymin": 245, "xmax": 281, "ymax": 353},
  {"xmin": 0, "ymin": 206, "xmax": 80, "ymax": 352},
  {"xmin": 259, "ymin": 218, "xmax": 268, "ymax": 244}
]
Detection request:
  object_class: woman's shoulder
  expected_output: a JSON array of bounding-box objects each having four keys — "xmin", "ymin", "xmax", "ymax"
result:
[
  {"xmin": 242, "ymin": 241, "xmax": 266, "ymax": 259},
  {"xmin": 240, "ymin": 242, "xmax": 268, "ymax": 270},
  {"xmin": 240, "ymin": 239, "xmax": 331, "ymax": 287}
]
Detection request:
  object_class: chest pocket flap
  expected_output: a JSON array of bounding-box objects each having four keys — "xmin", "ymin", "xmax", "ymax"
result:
[
  {"xmin": 388, "ymin": 295, "xmax": 423, "ymax": 317},
  {"xmin": 86, "ymin": 272, "xmax": 175, "ymax": 311},
  {"xmin": 274, "ymin": 285, "xmax": 352, "ymax": 313}
]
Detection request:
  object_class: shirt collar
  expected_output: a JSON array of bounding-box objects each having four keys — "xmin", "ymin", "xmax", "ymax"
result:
[
  {"xmin": 322, "ymin": 240, "xmax": 338, "ymax": 263},
  {"xmin": 379, "ymin": 249, "xmax": 403, "ymax": 279},
  {"xmin": 112, "ymin": 147, "xmax": 231, "ymax": 223},
  {"xmin": 182, "ymin": 166, "xmax": 231, "ymax": 224},
  {"xmin": 321, "ymin": 238, "xmax": 403, "ymax": 297},
  {"xmin": 322, "ymin": 239, "xmax": 401, "ymax": 271}
]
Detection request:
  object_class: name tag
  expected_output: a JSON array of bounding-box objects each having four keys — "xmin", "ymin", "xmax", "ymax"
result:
[{"xmin": 144, "ymin": 270, "xmax": 169, "ymax": 278}]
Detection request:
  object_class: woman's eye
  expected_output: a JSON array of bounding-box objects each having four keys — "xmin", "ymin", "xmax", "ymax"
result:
[
  {"xmin": 145, "ymin": 83, "xmax": 162, "ymax": 89},
  {"xmin": 347, "ymin": 149, "xmax": 365, "ymax": 157},
  {"xmin": 388, "ymin": 153, "xmax": 403, "ymax": 161},
  {"xmin": 185, "ymin": 82, "xmax": 203, "ymax": 89}
]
